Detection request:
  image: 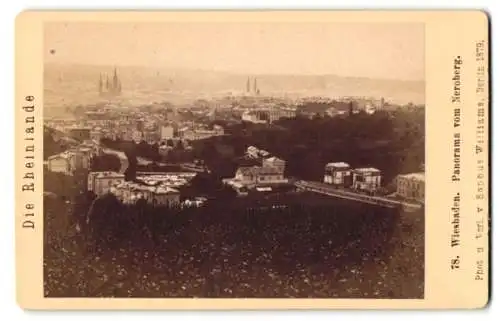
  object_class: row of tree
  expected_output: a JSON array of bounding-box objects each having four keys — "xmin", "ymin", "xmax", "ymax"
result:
[{"xmin": 199, "ymin": 109, "xmax": 425, "ymax": 184}]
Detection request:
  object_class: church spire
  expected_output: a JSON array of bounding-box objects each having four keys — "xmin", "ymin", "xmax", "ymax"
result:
[
  {"xmin": 98, "ymin": 73, "xmax": 103, "ymax": 93},
  {"xmin": 99, "ymin": 68, "xmax": 122, "ymax": 96},
  {"xmin": 112, "ymin": 67, "xmax": 119, "ymax": 92}
]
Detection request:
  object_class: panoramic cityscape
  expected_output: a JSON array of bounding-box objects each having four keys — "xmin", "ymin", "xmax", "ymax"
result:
[{"xmin": 43, "ymin": 22, "xmax": 425, "ymax": 298}]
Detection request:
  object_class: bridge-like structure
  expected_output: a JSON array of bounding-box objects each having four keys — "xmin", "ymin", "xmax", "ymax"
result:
[
  {"xmin": 104, "ymin": 150, "xmax": 208, "ymax": 174},
  {"xmin": 294, "ymin": 180, "xmax": 423, "ymax": 212},
  {"xmin": 102, "ymin": 148, "xmax": 129, "ymax": 173}
]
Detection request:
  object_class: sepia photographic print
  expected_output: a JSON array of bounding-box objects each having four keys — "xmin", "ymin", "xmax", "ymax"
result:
[{"xmin": 16, "ymin": 11, "xmax": 488, "ymax": 309}]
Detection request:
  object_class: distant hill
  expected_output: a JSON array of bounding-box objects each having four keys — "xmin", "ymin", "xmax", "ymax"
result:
[{"xmin": 44, "ymin": 63, "xmax": 425, "ymax": 115}]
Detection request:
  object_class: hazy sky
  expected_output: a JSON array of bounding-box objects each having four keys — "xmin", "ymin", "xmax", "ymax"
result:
[{"xmin": 45, "ymin": 22, "xmax": 424, "ymax": 81}]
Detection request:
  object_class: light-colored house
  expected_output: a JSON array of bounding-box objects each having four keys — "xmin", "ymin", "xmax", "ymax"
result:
[
  {"xmin": 324, "ymin": 162, "xmax": 351, "ymax": 186},
  {"xmin": 352, "ymin": 167, "xmax": 382, "ymax": 192},
  {"xmin": 223, "ymin": 163, "xmax": 288, "ymax": 194},
  {"xmin": 263, "ymin": 156, "xmax": 286, "ymax": 173},
  {"xmin": 152, "ymin": 186, "xmax": 181, "ymax": 206},
  {"xmin": 396, "ymin": 172, "xmax": 425, "ymax": 203},
  {"xmin": 242, "ymin": 111, "xmax": 267, "ymax": 124},
  {"xmin": 47, "ymin": 152, "xmax": 73, "ymax": 175},
  {"xmin": 114, "ymin": 183, "xmax": 180, "ymax": 207},
  {"xmin": 256, "ymin": 166, "xmax": 287, "ymax": 184},
  {"xmin": 67, "ymin": 147, "xmax": 93, "ymax": 170},
  {"xmin": 87, "ymin": 171, "xmax": 126, "ymax": 196},
  {"xmin": 234, "ymin": 166, "xmax": 260, "ymax": 185},
  {"xmin": 103, "ymin": 171, "xmax": 191, "ymax": 207}
]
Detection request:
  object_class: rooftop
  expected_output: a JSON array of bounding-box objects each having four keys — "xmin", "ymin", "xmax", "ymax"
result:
[
  {"xmin": 265, "ymin": 156, "xmax": 285, "ymax": 163},
  {"xmin": 136, "ymin": 172, "xmax": 197, "ymax": 179},
  {"xmin": 115, "ymin": 181, "xmax": 179, "ymax": 194},
  {"xmin": 223, "ymin": 179, "xmax": 245, "ymax": 189},
  {"xmin": 354, "ymin": 167, "xmax": 381, "ymax": 174},
  {"xmin": 325, "ymin": 162, "xmax": 350, "ymax": 168},
  {"xmin": 48, "ymin": 151, "xmax": 74, "ymax": 160},
  {"xmin": 154, "ymin": 186, "xmax": 180, "ymax": 195},
  {"xmin": 259, "ymin": 150, "xmax": 270, "ymax": 156},
  {"xmin": 399, "ymin": 172, "xmax": 425, "ymax": 181},
  {"xmin": 92, "ymin": 171, "xmax": 125, "ymax": 179}
]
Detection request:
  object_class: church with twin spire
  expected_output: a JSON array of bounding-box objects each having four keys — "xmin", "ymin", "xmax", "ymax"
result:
[
  {"xmin": 98, "ymin": 67, "xmax": 122, "ymax": 97},
  {"xmin": 246, "ymin": 76, "xmax": 260, "ymax": 96}
]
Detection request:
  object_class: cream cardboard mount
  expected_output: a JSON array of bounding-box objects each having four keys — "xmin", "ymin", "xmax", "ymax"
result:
[{"xmin": 15, "ymin": 10, "xmax": 489, "ymax": 310}]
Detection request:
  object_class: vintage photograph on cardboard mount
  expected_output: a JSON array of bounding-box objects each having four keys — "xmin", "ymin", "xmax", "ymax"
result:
[{"xmin": 16, "ymin": 11, "xmax": 489, "ymax": 309}]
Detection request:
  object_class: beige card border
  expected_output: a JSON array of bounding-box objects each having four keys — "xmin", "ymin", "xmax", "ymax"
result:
[{"xmin": 15, "ymin": 10, "xmax": 489, "ymax": 310}]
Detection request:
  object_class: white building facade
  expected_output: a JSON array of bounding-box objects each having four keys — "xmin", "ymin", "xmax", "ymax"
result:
[
  {"xmin": 352, "ymin": 167, "xmax": 382, "ymax": 193},
  {"xmin": 87, "ymin": 171, "xmax": 126, "ymax": 196},
  {"xmin": 324, "ymin": 162, "xmax": 352, "ymax": 186}
]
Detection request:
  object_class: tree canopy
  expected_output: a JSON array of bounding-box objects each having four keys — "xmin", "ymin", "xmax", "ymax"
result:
[{"xmin": 194, "ymin": 108, "xmax": 424, "ymax": 183}]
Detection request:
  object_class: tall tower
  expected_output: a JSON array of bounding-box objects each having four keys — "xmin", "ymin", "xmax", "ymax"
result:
[
  {"xmin": 253, "ymin": 78, "xmax": 257, "ymax": 94},
  {"xmin": 98, "ymin": 74, "xmax": 103, "ymax": 94},
  {"xmin": 112, "ymin": 67, "xmax": 119, "ymax": 93}
]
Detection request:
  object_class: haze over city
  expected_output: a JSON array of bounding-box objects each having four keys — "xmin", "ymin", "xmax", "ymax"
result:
[{"xmin": 45, "ymin": 22, "xmax": 424, "ymax": 81}]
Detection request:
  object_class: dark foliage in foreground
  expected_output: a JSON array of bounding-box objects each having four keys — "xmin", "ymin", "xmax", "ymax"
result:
[
  {"xmin": 44, "ymin": 187, "xmax": 424, "ymax": 298},
  {"xmin": 88, "ymin": 193, "xmax": 399, "ymax": 259}
]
